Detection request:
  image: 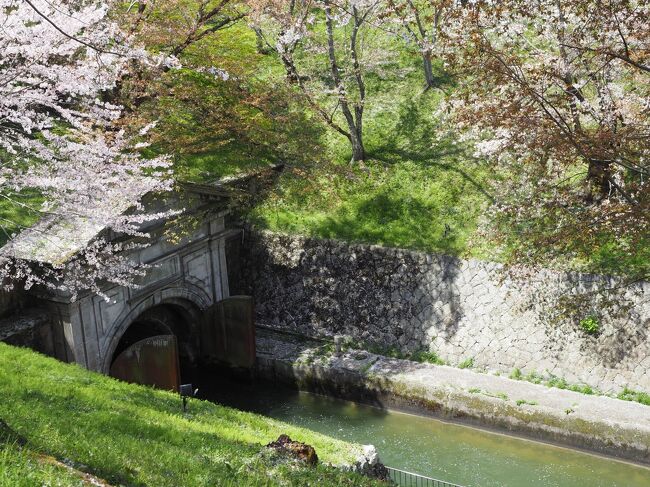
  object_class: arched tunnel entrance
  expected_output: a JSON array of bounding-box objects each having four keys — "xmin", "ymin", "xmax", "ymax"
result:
[
  {"xmin": 109, "ymin": 304, "xmax": 200, "ymax": 391},
  {"xmin": 107, "ymin": 297, "xmax": 256, "ymax": 392}
]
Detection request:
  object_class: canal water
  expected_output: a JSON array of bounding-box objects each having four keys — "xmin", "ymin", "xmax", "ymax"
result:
[{"xmin": 199, "ymin": 379, "xmax": 650, "ymax": 487}]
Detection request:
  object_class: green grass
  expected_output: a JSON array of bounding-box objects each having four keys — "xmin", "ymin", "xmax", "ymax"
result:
[
  {"xmin": 276, "ymin": 34, "xmax": 497, "ymax": 255},
  {"xmin": 515, "ymin": 399, "xmax": 538, "ymax": 407},
  {"xmin": 241, "ymin": 38, "xmax": 491, "ymax": 257},
  {"xmin": 467, "ymin": 388, "xmax": 508, "ymax": 401},
  {"xmin": 458, "ymin": 357, "xmax": 475, "ymax": 369},
  {"xmin": 409, "ymin": 349, "xmax": 446, "ymax": 365},
  {"xmin": 509, "ymin": 369, "xmax": 604, "ymax": 398},
  {"xmin": 509, "ymin": 368, "xmax": 523, "ymax": 380},
  {"xmin": 249, "ymin": 94, "xmax": 491, "ymax": 256},
  {"xmin": 0, "ymin": 343, "xmax": 381, "ymax": 487},
  {"xmin": 617, "ymin": 388, "xmax": 650, "ymax": 406},
  {"xmin": 0, "ymin": 443, "xmax": 90, "ymax": 487}
]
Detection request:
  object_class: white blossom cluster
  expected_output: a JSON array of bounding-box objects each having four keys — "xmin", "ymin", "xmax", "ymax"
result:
[
  {"xmin": 449, "ymin": 0, "xmax": 649, "ymax": 194},
  {"xmin": 0, "ymin": 0, "xmax": 175, "ymax": 298}
]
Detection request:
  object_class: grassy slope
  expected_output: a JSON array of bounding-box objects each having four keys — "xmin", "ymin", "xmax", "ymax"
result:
[
  {"xmin": 248, "ymin": 39, "xmax": 492, "ymax": 257},
  {"xmin": 1, "ymin": 445, "xmax": 90, "ymax": 487},
  {"xmin": 0, "ymin": 343, "xmax": 380, "ymax": 487}
]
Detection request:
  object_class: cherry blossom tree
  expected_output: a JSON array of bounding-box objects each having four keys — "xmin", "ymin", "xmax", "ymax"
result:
[
  {"xmin": 444, "ymin": 0, "xmax": 649, "ymax": 277},
  {"xmin": 249, "ymin": 0, "xmax": 382, "ymax": 163},
  {"xmin": 0, "ymin": 0, "xmax": 175, "ymax": 298},
  {"xmin": 383, "ymin": 0, "xmax": 454, "ymax": 90}
]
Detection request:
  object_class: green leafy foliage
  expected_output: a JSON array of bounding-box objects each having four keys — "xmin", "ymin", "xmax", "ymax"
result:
[
  {"xmin": 524, "ymin": 371, "xmax": 544, "ymax": 385},
  {"xmin": 510, "ymin": 368, "xmax": 523, "ymax": 380},
  {"xmin": 516, "ymin": 399, "xmax": 538, "ymax": 407},
  {"xmin": 617, "ymin": 388, "xmax": 650, "ymax": 406},
  {"xmin": 409, "ymin": 349, "xmax": 445, "ymax": 365},
  {"xmin": 580, "ymin": 316, "xmax": 600, "ymax": 335},
  {"xmin": 458, "ymin": 357, "xmax": 474, "ymax": 369},
  {"xmin": 137, "ymin": 65, "xmax": 324, "ymax": 182},
  {"xmin": 546, "ymin": 375, "xmax": 569, "ymax": 390}
]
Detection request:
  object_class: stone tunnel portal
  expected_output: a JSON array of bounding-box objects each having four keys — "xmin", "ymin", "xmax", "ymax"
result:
[{"xmin": 109, "ymin": 303, "xmax": 201, "ymax": 391}]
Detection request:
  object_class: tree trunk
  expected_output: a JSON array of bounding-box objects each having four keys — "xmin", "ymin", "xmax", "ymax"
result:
[
  {"xmin": 422, "ymin": 52, "xmax": 435, "ymax": 90},
  {"xmin": 349, "ymin": 127, "xmax": 365, "ymax": 163},
  {"xmin": 586, "ymin": 158, "xmax": 613, "ymax": 202},
  {"xmin": 280, "ymin": 53, "xmax": 299, "ymax": 83},
  {"xmin": 253, "ymin": 27, "xmax": 272, "ymax": 55},
  {"xmin": 323, "ymin": 1, "xmax": 366, "ymax": 164}
]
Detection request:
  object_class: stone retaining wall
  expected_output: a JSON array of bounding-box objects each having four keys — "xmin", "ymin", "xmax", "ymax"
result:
[{"xmin": 241, "ymin": 231, "xmax": 650, "ymax": 393}]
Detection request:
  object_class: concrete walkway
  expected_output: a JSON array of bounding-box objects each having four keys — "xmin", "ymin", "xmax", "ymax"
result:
[{"xmin": 255, "ymin": 328, "xmax": 650, "ymax": 465}]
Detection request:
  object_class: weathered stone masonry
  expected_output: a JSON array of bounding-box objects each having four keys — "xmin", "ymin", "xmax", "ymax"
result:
[{"xmin": 242, "ymin": 231, "xmax": 650, "ymax": 393}]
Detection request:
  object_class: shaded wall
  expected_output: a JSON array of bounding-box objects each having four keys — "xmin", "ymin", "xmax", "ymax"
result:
[
  {"xmin": 242, "ymin": 230, "xmax": 650, "ymax": 393},
  {"xmin": 0, "ymin": 290, "xmax": 67, "ymax": 361},
  {"xmin": 0, "ymin": 290, "xmax": 23, "ymax": 318}
]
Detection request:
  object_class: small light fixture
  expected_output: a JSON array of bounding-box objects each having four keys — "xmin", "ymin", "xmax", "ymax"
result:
[{"xmin": 180, "ymin": 383, "xmax": 198, "ymax": 412}]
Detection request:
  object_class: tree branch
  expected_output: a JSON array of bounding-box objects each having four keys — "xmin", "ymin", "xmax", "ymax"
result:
[{"xmin": 23, "ymin": 0, "xmax": 121, "ymax": 56}]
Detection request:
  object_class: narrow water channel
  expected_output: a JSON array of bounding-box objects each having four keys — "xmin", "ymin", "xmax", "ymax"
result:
[{"xmin": 198, "ymin": 378, "xmax": 650, "ymax": 487}]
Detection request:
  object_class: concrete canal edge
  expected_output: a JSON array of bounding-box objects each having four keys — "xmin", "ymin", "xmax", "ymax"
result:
[{"xmin": 255, "ymin": 327, "xmax": 650, "ymax": 466}]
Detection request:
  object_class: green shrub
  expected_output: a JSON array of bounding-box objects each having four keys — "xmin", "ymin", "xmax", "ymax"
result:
[
  {"xmin": 567, "ymin": 383, "xmax": 595, "ymax": 395},
  {"xmin": 546, "ymin": 375, "xmax": 569, "ymax": 390},
  {"xmin": 510, "ymin": 368, "xmax": 523, "ymax": 380},
  {"xmin": 458, "ymin": 357, "xmax": 474, "ymax": 369},
  {"xmin": 525, "ymin": 371, "xmax": 544, "ymax": 384},
  {"xmin": 516, "ymin": 399, "xmax": 538, "ymax": 406},
  {"xmin": 410, "ymin": 349, "xmax": 445, "ymax": 365},
  {"xmin": 617, "ymin": 387, "xmax": 650, "ymax": 406},
  {"xmin": 580, "ymin": 315, "xmax": 600, "ymax": 335}
]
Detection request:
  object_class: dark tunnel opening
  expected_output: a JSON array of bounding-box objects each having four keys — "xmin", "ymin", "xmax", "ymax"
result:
[{"xmin": 110, "ymin": 303, "xmax": 200, "ymax": 386}]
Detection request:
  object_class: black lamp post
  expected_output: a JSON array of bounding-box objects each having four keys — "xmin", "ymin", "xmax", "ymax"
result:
[{"xmin": 180, "ymin": 383, "xmax": 198, "ymax": 412}]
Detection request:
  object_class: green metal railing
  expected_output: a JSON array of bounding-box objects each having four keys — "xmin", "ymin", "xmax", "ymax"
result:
[{"xmin": 386, "ymin": 466, "xmax": 466, "ymax": 487}]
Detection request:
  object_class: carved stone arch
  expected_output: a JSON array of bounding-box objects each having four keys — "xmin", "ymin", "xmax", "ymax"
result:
[{"xmin": 101, "ymin": 284, "xmax": 212, "ymax": 374}]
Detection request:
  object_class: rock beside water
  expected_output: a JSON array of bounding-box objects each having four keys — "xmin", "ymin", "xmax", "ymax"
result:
[
  {"xmin": 266, "ymin": 434, "xmax": 318, "ymax": 466},
  {"xmin": 350, "ymin": 444, "xmax": 389, "ymax": 480}
]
